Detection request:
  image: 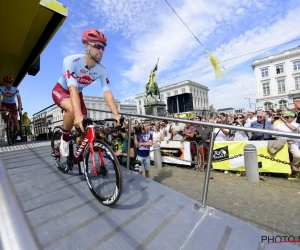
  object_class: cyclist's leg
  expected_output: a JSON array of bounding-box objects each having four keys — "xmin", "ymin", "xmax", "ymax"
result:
[
  {"xmin": 76, "ymin": 92, "xmax": 87, "ymax": 146},
  {"xmin": 0, "ymin": 103, "xmax": 8, "ymax": 123},
  {"xmin": 52, "ymin": 83, "xmax": 74, "ymax": 157}
]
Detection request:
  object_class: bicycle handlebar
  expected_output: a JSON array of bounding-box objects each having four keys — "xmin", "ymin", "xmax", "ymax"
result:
[{"xmin": 74, "ymin": 117, "xmax": 125, "ymax": 138}]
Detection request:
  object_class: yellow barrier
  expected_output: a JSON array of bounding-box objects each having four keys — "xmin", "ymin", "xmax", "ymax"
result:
[{"xmin": 212, "ymin": 141, "xmax": 291, "ymax": 174}]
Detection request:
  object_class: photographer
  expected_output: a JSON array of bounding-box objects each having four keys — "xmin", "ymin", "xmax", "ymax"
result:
[
  {"xmin": 134, "ymin": 123, "xmax": 153, "ymax": 178},
  {"xmin": 114, "ymin": 126, "xmax": 136, "ymax": 167}
]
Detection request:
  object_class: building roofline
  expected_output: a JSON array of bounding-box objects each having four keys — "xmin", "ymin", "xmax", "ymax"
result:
[{"xmin": 251, "ymin": 45, "xmax": 300, "ymax": 69}]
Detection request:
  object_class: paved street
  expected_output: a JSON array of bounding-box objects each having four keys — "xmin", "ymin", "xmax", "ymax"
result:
[{"xmin": 150, "ymin": 165, "xmax": 300, "ymax": 240}]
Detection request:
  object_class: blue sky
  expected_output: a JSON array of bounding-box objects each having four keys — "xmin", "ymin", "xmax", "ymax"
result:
[{"xmin": 19, "ymin": 0, "xmax": 300, "ymax": 118}]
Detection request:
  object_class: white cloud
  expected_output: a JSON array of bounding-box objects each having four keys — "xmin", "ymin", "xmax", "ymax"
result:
[{"xmin": 59, "ymin": 0, "xmax": 300, "ymax": 110}]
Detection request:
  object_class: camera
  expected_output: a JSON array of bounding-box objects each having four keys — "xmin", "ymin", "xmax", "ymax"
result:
[
  {"xmin": 134, "ymin": 125, "xmax": 143, "ymax": 135},
  {"xmin": 274, "ymin": 116, "xmax": 279, "ymax": 120}
]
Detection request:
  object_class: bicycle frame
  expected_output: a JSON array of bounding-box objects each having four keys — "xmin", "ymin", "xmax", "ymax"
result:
[{"xmin": 54, "ymin": 124, "xmax": 104, "ymax": 177}]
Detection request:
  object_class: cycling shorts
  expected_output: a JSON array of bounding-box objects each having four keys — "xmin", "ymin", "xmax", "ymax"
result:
[
  {"xmin": 1, "ymin": 102, "xmax": 18, "ymax": 115},
  {"xmin": 52, "ymin": 83, "xmax": 87, "ymax": 117}
]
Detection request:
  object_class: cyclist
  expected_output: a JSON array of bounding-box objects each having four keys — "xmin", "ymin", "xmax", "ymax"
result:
[
  {"xmin": 0, "ymin": 76, "xmax": 22, "ymax": 141},
  {"xmin": 52, "ymin": 29, "xmax": 121, "ymax": 157}
]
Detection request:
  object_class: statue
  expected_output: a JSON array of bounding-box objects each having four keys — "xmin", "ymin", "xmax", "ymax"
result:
[{"xmin": 145, "ymin": 59, "xmax": 160, "ymax": 102}]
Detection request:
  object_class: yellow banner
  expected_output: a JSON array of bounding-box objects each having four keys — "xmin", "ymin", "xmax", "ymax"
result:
[{"xmin": 212, "ymin": 141, "xmax": 291, "ymax": 174}]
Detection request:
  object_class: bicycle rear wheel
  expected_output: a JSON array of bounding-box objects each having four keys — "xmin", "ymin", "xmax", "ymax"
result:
[
  {"xmin": 51, "ymin": 126, "xmax": 69, "ymax": 173},
  {"xmin": 84, "ymin": 139, "xmax": 123, "ymax": 206},
  {"xmin": 6, "ymin": 120, "xmax": 13, "ymax": 145}
]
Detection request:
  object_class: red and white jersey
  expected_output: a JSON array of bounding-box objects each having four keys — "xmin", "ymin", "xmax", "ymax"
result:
[
  {"xmin": 0, "ymin": 86, "xmax": 20, "ymax": 104},
  {"xmin": 57, "ymin": 54, "xmax": 111, "ymax": 93}
]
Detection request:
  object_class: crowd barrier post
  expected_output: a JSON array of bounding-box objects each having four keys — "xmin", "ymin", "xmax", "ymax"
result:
[
  {"xmin": 201, "ymin": 131, "xmax": 216, "ymax": 208},
  {"xmin": 244, "ymin": 144, "xmax": 259, "ymax": 183},
  {"xmin": 153, "ymin": 143, "xmax": 162, "ymax": 169},
  {"xmin": 126, "ymin": 116, "xmax": 132, "ymax": 171}
]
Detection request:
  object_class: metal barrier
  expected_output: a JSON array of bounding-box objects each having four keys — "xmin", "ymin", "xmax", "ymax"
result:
[
  {"xmin": 2, "ymin": 107, "xmax": 300, "ymax": 249},
  {"xmin": 87, "ymin": 108, "xmax": 300, "ymax": 208},
  {"xmin": 0, "ymin": 159, "xmax": 40, "ymax": 250}
]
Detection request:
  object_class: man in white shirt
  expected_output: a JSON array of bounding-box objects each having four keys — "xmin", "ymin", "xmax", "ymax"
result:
[
  {"xmin": 172, "ymin": 114, "xmax": 185, "ymax": 141},
  {"xmin": 246, "ymin": 111, "xmax": 257, "ymax": 127}
]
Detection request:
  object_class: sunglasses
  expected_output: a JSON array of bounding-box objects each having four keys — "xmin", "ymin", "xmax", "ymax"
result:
[
  {"xmin": 89, "ymin": 42, "xmax": 105, "ymax": 51},
  {"xmin": 284, "ymin": 116, "xmax": 292, "ymax": 119},
  {"xmin": 5, "ymin": 82, "xmax": 13, "ymax": 84},
  {"xmin": 238, "ymin": 117, "xmax": 244, "ymax": 119},
  {"xmin": 257, "ymin": 116, "xmax": 263, "ymax": 118}
]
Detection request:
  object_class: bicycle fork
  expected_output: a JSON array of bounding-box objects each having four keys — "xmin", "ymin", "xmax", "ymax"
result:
[{"xmin": 89, "ymin": 142, "xmax": 106, "ymax": 177}]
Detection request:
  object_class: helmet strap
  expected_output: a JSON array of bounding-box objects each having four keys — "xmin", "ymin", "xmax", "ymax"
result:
[{"xmin": 86, "ymin": 44, "xmax": 100, "ymax": 64}]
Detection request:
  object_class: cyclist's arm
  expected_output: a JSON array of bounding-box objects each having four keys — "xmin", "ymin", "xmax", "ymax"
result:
[
  {"xmin": 17, "ymin": 95, "xmax": 22, "ymax": 110},
  {"xmin": 99, "ymin": 71, "xmax": 120, "ymax": 123},
  {"xmin": 69, "ymin": 86, "xmax": 82, "ymax": 114},
  {"xmin": 103, "ymin": 91, "xmax": 120, "ymax": 121}
]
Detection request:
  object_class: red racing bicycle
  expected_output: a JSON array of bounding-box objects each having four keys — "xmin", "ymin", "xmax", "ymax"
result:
[{"xmin": 51, "ymin": 117, "xmax": 124, "ymax": 206}]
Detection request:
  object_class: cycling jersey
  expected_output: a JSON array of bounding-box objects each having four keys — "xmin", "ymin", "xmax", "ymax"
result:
[
  {"xmin": 0, "ymin": 86, "xmax": 20, "ymax": 104},
  {"xmin": 57, "ymin": 54, "xmax": 111, "ymax": 93}
]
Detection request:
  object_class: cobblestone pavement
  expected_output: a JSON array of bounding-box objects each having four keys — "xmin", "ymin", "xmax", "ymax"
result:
[{"xmin": 149, "ymin": 165, "xmax": 300, "ymax": 238}]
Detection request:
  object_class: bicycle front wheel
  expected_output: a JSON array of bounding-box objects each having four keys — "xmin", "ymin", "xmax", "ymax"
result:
[
  {"xmin": 6, "ymin": 120, "xmax": 13, "ymax": 145},
  {"xmin": 84, "ymin": 139, "xmax": 123, "ymax": 206}
]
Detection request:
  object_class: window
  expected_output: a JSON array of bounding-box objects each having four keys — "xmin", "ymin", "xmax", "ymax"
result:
[
  {"xmin": 174, "ymin": 90, "xmax": 178, "ymax": 95},
  {"xmin": 262, "ymin": 83, "xmax": 270, "ymax": 96},
  {"xmin": 92, "ymin": 103, "xmax": 96, "ymax": 109},
  {"xmin": 276, "ymin": 64, "xmax": 284, "ymax": 74},
  {"xmin": 295, "ymin": 77, "xmax": 300, "ymax": 90},
  {"xmin": 167, "ymin": 92, "xmax": 170, "ymax": 97},
  {"xmin": 277, "ymin": 79, "xmax": 286, "ymax": 93},
  {"xmin": 278, "ymin": 100, "xmax": 287, "ymax": 110},
  {"xmin": 261, "ymin": 68, "xmax": 268, "ymax": 77},
  {"xmin": 139, "ymin": 100, "xmax": 141, "ymax": 105},
  {"xmin": 293, "ymin": 61, "xmax": 300, "ymax": 71},
  {"xmin": 139, "ymin": 109, "xmax": 142, "ymax": 114},
  {"xmin": 181, "ymin": 88, "xmax": 185, "ymax": 94},
  {"xmin": 264, "ymin": 102, "xmax": 273, "ymax": 111},
  {"xmin": 161, "ymin": 94, "xmax": 164, "ymax": 100},
  {"xmin": 93, "ymin": 111, "xmax": 96, "ymax": 119}
]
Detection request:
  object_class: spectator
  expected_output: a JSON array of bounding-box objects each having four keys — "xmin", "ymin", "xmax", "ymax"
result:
[
  {"xmin": 246, "ymin": 111, "xmax": 257, "ymax": 127},
  {"xmin": 197, "ymin": 117, "xmax": 212, "ymax": 169},
  {"xmin": 183, "ymin": 119, "xmax": 197, "ymax": 165},
  {"xmin": 214, "ymin": 119, "xmax": 229, "ymax": 141},
  {"xmin": 172, "ymin": 116, "xmax": 185, "ymax": 141},
  {"xmin": 233, "ymin": 114, "xmax": 249, "ymax": 141},
  {"xmin": 160, "ymin": 120, "xmax": 172, "ymax": 143},
  {"xmin": 249, "ymin": 112, "xmax": 272, "ymax": 140},
  {"xmin": 152, "ymin": 126, "xmax": 162, "ymax": 143},
  {"xmin": 115, "ymin": 127, "xmax": 135, "ymax": 166},
  {"xmin": 134, "ymin": 124, "xmax": 153, "ymax": 178},
  {"xmin": 273, "ymin": 112, "xmax": 300, "ymax": 172}
]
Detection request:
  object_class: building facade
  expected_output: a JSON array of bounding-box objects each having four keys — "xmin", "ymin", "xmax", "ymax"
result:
[
  {"xmin": 216, "ymin": 107, "xmax": 245, "ymax": 115},
  {"xmin": 32, "ymin": 96, "xmax": 138, "ymax": 134},
  {"xmin": 135, "ymin": 80, "xmax": 210, "ymax": 117},
  {"xmin": 252, "ymin": 46, "xmax": 300, "ymax": 111}
]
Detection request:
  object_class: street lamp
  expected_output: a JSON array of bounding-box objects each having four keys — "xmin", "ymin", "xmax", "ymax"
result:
[
  {"xmin": 250, "ymin": 103, "xmax": 256, "ymax": 111},
  {"xmin": 245, "ymin": 98, "xmax": 251, "ymax": 110}
]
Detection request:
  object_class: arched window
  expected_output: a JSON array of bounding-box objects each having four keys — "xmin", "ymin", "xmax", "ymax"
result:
[
  {"xmin": 278, "ymin": 100, "xmax": 287, "ymax": 109},
  {"xmin": 263, "ymin": 102, "xmax": 273, "ymax": 111}
]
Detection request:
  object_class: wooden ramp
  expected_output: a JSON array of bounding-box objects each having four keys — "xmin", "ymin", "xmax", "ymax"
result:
[{"xmin": 0, "ymin": 141, "xmax": 298, "ymax": 250}]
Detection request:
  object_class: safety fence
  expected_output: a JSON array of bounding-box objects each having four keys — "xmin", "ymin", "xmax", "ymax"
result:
[{"xmin": 2, "ymin": 108, "xmax": 300, "ymax": 249}]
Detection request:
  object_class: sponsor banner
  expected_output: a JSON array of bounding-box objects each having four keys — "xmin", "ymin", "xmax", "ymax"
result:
[
  {"xmin": 212, "ymin": 141, "xmax": 291, "ymax": 174},
  {"xmin": 150, "ymin": 141, "xmax": 191, "ymax": 166}
]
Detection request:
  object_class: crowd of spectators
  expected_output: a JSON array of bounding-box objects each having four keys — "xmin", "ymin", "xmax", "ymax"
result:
[{"xmin": 95, "ymin": 107, "xmax": 300, "ymax": 175}]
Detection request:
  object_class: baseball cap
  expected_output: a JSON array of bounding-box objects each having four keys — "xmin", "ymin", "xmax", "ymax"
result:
[{"xmin": 284, "ymin": 112, "xmax": 295, "ymax": 117}]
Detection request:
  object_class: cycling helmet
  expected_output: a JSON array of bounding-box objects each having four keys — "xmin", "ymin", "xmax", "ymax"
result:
[
  {"xmin": 82, "ymin": 29, "xmax": 107, "ymax": 46},
  {"xmin": 3, "ymin": 76, "xmax": 14, "ymax": 83}
]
